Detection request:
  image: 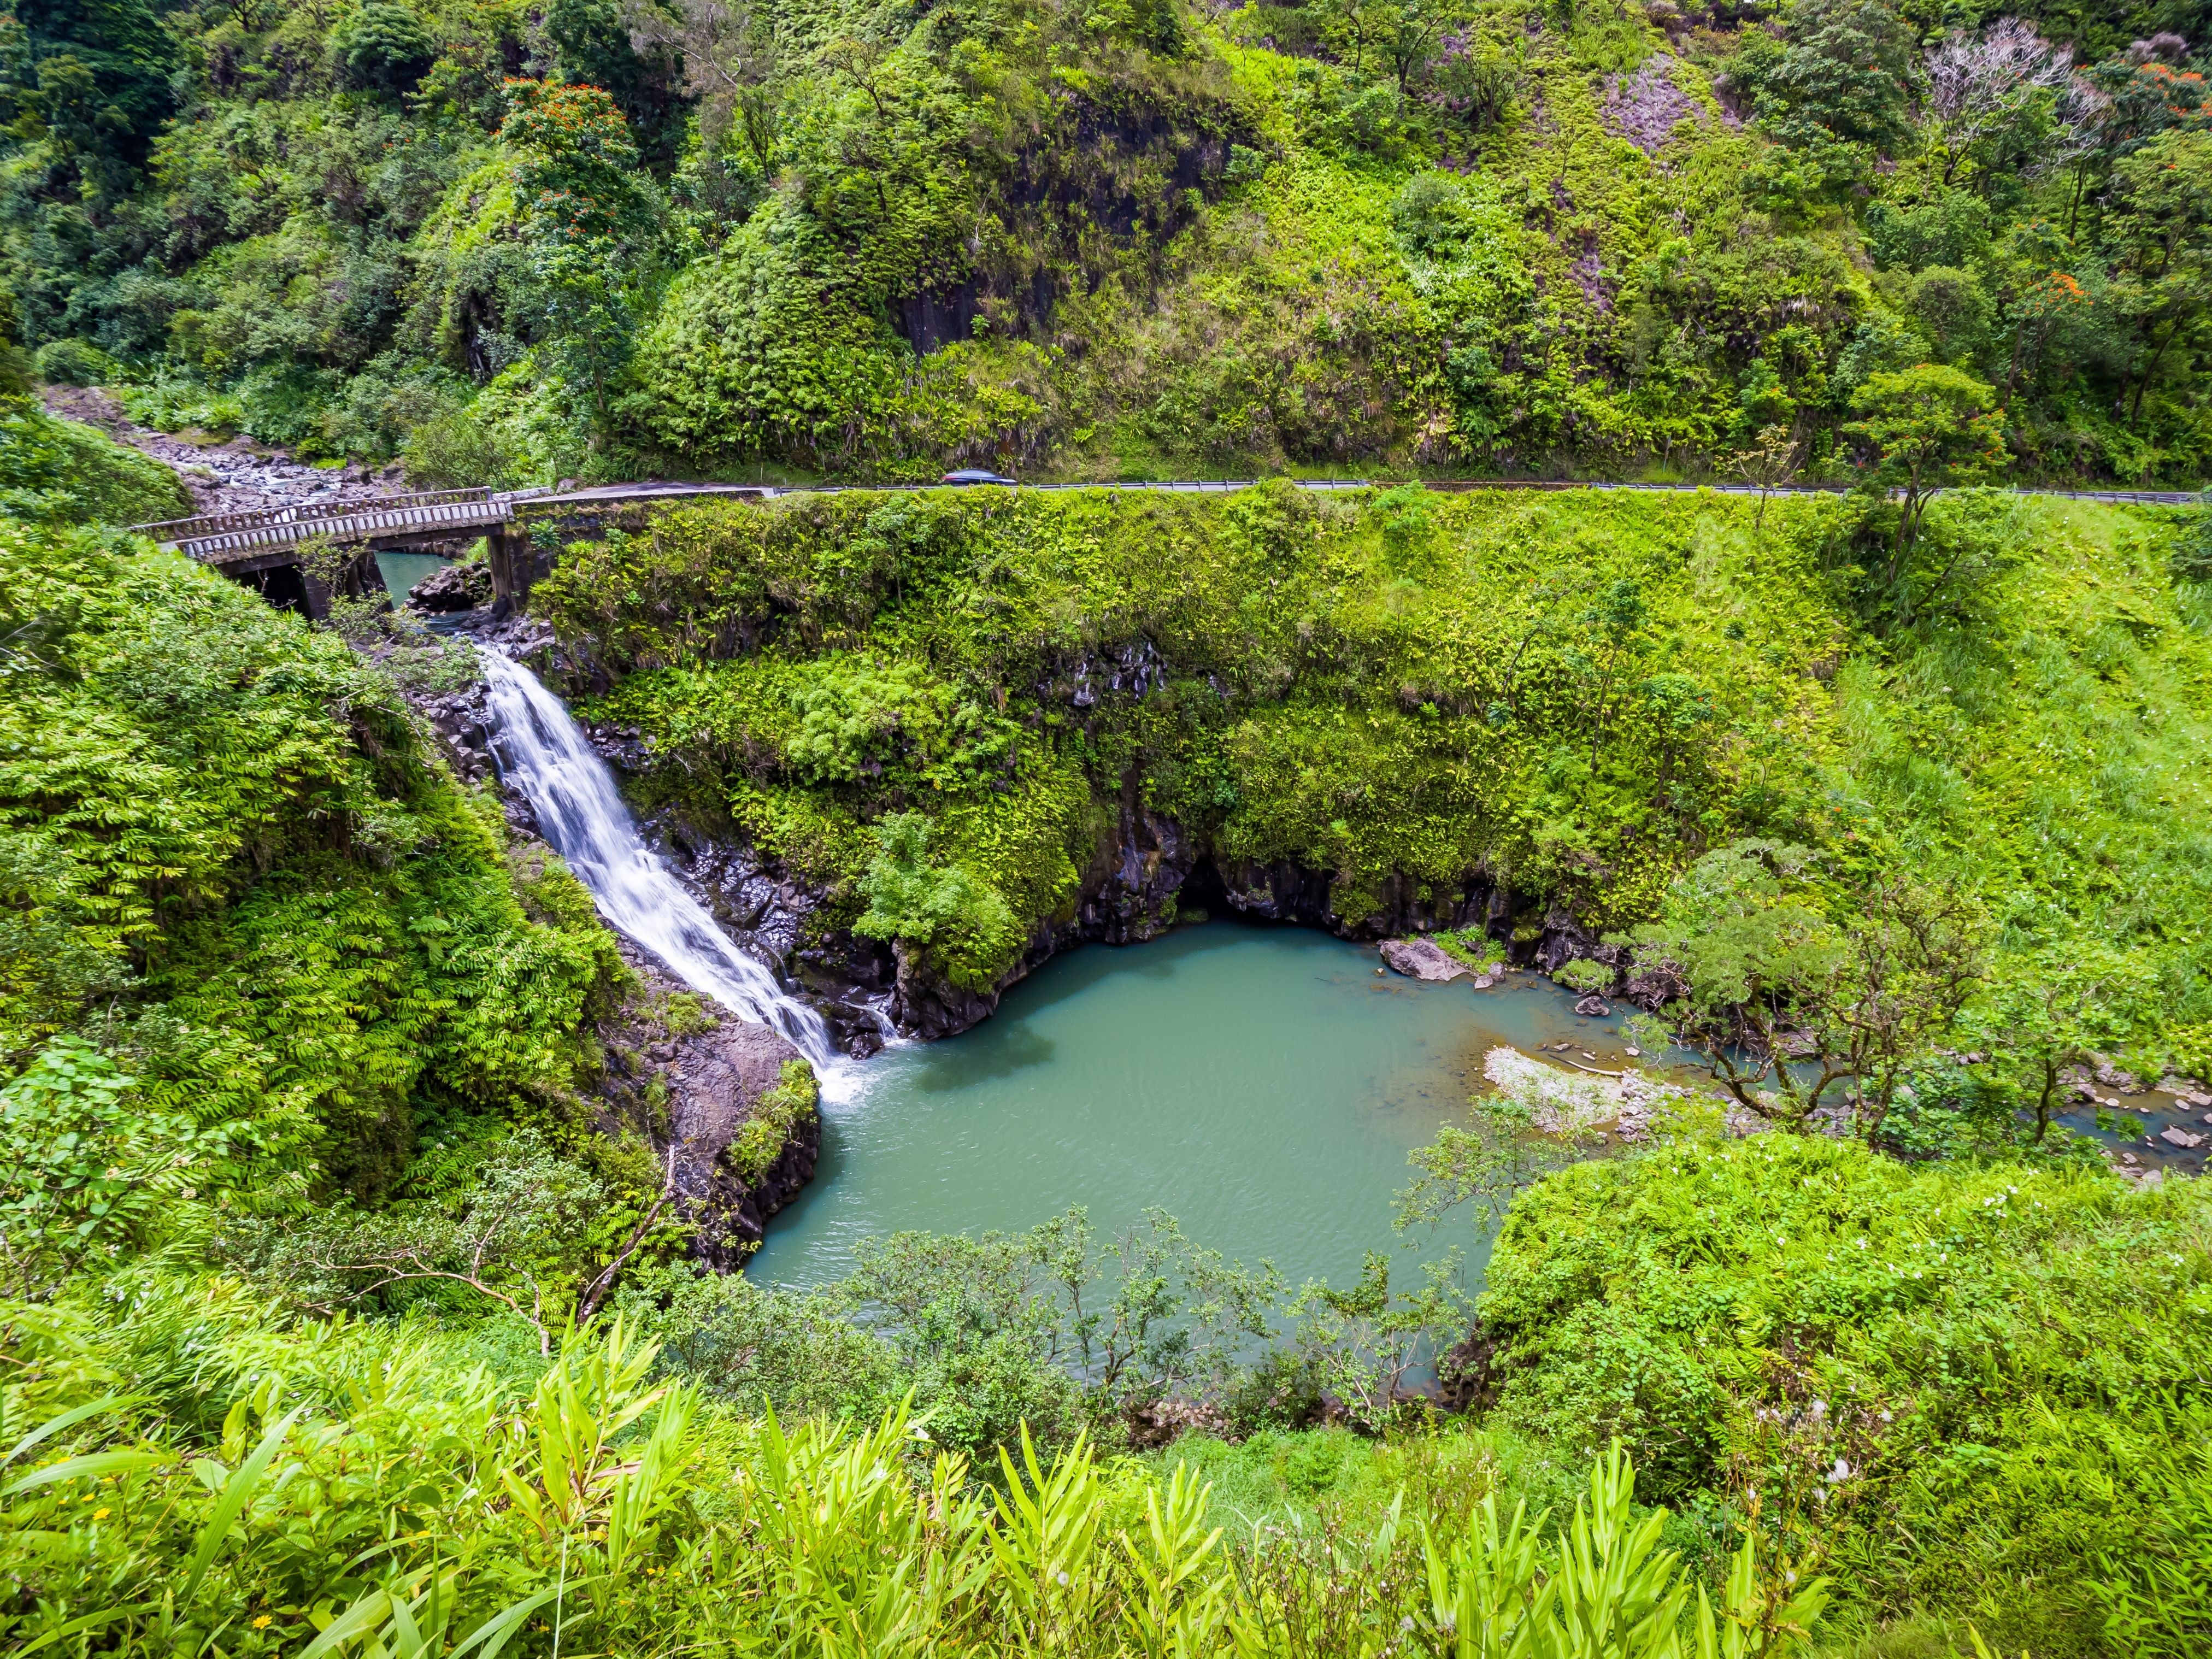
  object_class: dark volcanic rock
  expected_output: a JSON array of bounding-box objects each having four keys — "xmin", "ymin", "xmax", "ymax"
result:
[
  {"xmin": 646, "ymin": 812, "xmax": 895, "ymax": 1057},
  {"xmin": 889, "ymin": 939, "xmax": 1008, "ymax": 1039},
  {"xmin": 663, "ymin": 1017, "xmax": 816, "ymax": 1267},
  {"xmin": 1215, "ymin": 859, "xmax": 1508, "ymax": 939},
  {"xmin": 407, "ymin": 559, "xmax": 493, "ymax": 613},
  {"xmin": 595, "ymin": 945, "xmax": 821, "ymax": 1268},
  {"xmin": 1436, "ymin": 1322, "xmax": 1508, "ymax": 1413},
  {"xmin": 409, "ymin": 678, "xmax": 499, "ymax": 788},
  {"xmin": 1077, "ymin": 795, "xmax": 1196, "ymax": 944}
]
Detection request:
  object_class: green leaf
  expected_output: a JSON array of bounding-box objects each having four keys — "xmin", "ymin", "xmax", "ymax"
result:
[
  {"xmin": 15, "ymin": 1603, "xmax": 149, "ymax": 1657},
  {"xmin": 450, "ymin": 1588, "xmax": 560, "ymax": 1659},
  {"xmin": 296, "ymin": 1590, "xmax": 393, "ymax": 1659},
  {"xmin": 1, "ymin": 1448, "xmax": 164, "ymax": 1496},
  {"xmin": 180, "ymin": 1403, "xmax": 307, "ymax": 1602},
  {"xmin": 2, "ymin": 1393, "xmax": 145, "ymax": 1469}
]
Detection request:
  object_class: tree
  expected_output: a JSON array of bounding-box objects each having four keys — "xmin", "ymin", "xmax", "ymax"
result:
[
  {"xmin": 1921, "ymin": 20, "xmax": 2079, "ymax": 190},
  {"xmin": 1562, "ymin": 577, "xmax": 1650, "ymax": 778},
  {"xmin": 329, "ymin": 2, "xmax": 436, "ymax": 94},
  {"xmin": 546, "ymin": 0, "xmax": 686, "ymax": 172},
  {"xmin": 497, "ymin": 79, "xmax": 663, "ymax": 421},
  {"xmin": 1730, "ymin": 422, "xmax": 1801, "ymax": 528},
  {"xmin": 5, "ymin": 0, "xmax": 180, "ymax": 202},
  {"xmin": 2105, "ymin": 128, "xmax": 2212, "ymax": 430},
  {"xmin": 1967, "ymin": 944, "xmax": 2159, "ymax": 1142},
  {"xmin": 1288, "ymin": 1249, "xmax": 1473, "ymax": 1433},
  {"xmin": 1844, "ymin": 363, "xmax": 2005, "ymax": 591},
  {"xmin": 1746, "ymin": 0, "xmax": 1919, "ymax": 183},
  {"xmin": 1627, "ymin": 841, "xmax": 1985, "ymax": 1135},
  {"xmin": 1396, "ymin": 1090, "xmax": 1575, "ymax": 1234},
  {"xmin": 223, "ymin": 1134, "xmax": 675, "ymax": 1354}
]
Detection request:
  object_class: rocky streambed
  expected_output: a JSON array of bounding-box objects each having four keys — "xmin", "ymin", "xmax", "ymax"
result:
[{"xmin": 43, "ymin": 385, "xmax": 414, "ymax": 519}]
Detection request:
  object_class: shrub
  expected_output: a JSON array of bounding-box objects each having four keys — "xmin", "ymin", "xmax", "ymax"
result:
[
  {"xmin": 33, "ymin": 339, "xmax": 116, "ymax": 387},
  {"xmin": 1479, "ymin": 1136, "xmax": 2212, "ymax": 1624},
  {"xmin": 855, "ymin": 812, "xmax": 1026, "ymax": 990},
  {"xmin": 1553, "ymin": 958, "xmax": 1613, "ymax": 995},
  {"xmin": 726, "ymin": 1058, "xmax": 817, "ymax": 1185}
]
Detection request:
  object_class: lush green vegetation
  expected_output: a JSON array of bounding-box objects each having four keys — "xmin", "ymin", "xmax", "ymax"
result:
[
  {"xmin": 0, "ymin": 391, "xmax": 186, "ymax": 525},
  {"xmin": 8, "ymin": 0, "xmax": 2212, "ymax": 482},
  {"xmin": 533, "ymin": 483, "xmax": 2212, "ymax": 1097},
  {"xmin": 0, "ymin": 519, "xmax": 639, "ymax": 1207},
  {"xmin": 1, "ymin": 248, "xmax": 2208, "ymax": 1651}
]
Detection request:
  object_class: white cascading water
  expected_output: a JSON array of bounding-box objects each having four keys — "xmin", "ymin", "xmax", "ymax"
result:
[{"xmin": 480, "ymin": 649, "xmax": 842, "ymax": 1071}]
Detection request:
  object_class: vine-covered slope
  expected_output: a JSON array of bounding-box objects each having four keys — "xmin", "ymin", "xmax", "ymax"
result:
[
  {"xmin": 0, "ymin": 519, "xmax": 627, "ymax": 1196},
  {"xmin": 533, "ymin": 483, "xmax": 2212, "ymax": 1072},
  {"xmin": 6, "ymin": 0, "xmax": 2212, "ymax": 483}
]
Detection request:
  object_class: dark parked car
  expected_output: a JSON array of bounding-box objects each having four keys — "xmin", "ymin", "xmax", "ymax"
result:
[{"xmin": 940, "ymin": 469, "xmax": 1016, "ymax": 485}]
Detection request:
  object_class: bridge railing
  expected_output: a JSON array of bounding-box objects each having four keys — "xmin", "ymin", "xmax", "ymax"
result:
[
  {"xmin": 130, "ymin": 486, "xmax": 508, "ymax": 544},
  {"xmin": 179, "ymin": 499, "xmax": 525, "ymax": 561}
]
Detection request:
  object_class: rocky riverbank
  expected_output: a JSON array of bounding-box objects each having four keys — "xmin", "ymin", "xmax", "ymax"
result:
[{"xmin": 592, "ymin": 940, "xmax": 819, "ymax": 1268}]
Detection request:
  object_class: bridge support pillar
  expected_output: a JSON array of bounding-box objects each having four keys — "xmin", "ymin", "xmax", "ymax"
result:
[
  {"xmin": 298, "ymin": 567, "xmax": 333, "ymax": 623},
  {"xmin": 487, "ymin": 522, "xmax": 527, "ymax": 606}
]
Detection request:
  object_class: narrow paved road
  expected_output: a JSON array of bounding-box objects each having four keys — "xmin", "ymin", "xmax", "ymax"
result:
[
  {"xmin": 626, "ymin": 476, "xmax": 2200, "ymax": 507},
  {"xmin": 55, "ymin": 375, "xmax": 2197, "ymax": 536}
]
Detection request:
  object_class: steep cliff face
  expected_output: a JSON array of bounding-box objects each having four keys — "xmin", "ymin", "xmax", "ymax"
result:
[
  {"xmin": 1213, "ymin": 859, "xmax": 1509, "ymax": 940},
  {"xmin": 435, "ymin": 622, "xmax": 1625, "ymax": 1050},
  {"xmin": 606, "ymin": 785, "xmax": 1641, "ymax": 1043},
  {"xmin": 883, "ymin": 790, "xmax": 1198, "ymax": 1038},
  {"xmin": 595, "ymin": 950, "xmax": 821, "ymax": 1269}
]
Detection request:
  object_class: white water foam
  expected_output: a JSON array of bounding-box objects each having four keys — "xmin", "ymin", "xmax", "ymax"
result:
[{"xmin": 480, "ymin": 649, "xmax": 858, "ymax": 1094}]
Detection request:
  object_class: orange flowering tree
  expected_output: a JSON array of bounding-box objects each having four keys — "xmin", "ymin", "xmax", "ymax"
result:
[{"xmin": 497, "ymin": 79, "xmax": 662, "ymax": 421}]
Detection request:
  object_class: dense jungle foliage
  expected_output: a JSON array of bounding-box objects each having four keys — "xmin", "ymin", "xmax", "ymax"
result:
[{"xmin": 9, "ymin": 0, "xmax": 2212, "ymax": 481}]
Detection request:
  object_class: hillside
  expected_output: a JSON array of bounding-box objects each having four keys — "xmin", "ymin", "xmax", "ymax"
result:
[
  {"xmin": 4, "ymin": 0, "xmax": 2211, "ymax": 484},
  {"xmin": 0, "ymin": 469, "xmax": 2207, "ymax": 1651}
]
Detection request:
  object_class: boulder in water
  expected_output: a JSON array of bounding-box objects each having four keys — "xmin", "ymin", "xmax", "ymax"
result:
[
  {"xmin": 1379, "ymin": 938, "xmax": 1468, "ymax": 981},
  {"xmin": 407, "ymin": 559, "xmax": 493, "ymax": 613}
]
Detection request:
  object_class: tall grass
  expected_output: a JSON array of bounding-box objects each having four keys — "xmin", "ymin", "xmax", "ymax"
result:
[{"xmin": 1, "ymin": 1286, "xmax": 1830, "ymax": 1657}]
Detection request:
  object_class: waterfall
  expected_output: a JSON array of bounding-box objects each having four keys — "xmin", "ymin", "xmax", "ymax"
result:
[{"xmin": 480, "ymin": 650, "xmax": 840, "ymax": 1069}]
